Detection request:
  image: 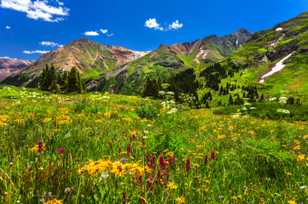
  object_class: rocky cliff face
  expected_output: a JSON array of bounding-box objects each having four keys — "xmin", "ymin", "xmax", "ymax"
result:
[{"xmin": 0, "ymin": 57, "xmax": 32, "ymax": 81}]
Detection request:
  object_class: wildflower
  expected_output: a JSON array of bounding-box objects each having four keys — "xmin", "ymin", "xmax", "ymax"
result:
[
  {"xmin": 121, "ymin": 157, "xmax": 128, "ymax": 163},
  {"xmin": 111, "ymin": 162, "xmax": 125, "ymax": 177},
  {"xmin": 104, "ymin": 112, "xmax": 112, "ymax": 118},
  {"xmin": 293, "ymin": 144, "xmax": 301, "ymax": 151},
  {"xmin": 31, "ymin": 142, "xmax": 45, "ymax": 153},
  {"xmin": 176, "ymin": 196, "xmax": 185, "ymax": 204},
  {"xmin": 140, "ymin": 196, "xmax": 147, "ymax": 204},
  {"xmin": 297, "ymin": 154, "xmax": 305, "ymax": 162},
  {"xmin": 210, "ymin": 150, "xmax": 217, "ymax": 160},
  {"xmin": 147, "ymin": 175, "xmax": 155, "ymax": 190},
  {"xmin": 56, "ymin": 115, "xmax": 71, "ymax": 125},
  {"xmin": 146, "ymin": 154, "xmax": 156, "ymax": 169},
  {"xmin": 159, "ymin": 155, "xmax": 168, "ymax": 169},
  {"xmin": 185, "ymin": 158, "xmax": 191, "ymax": 173},
  {"xmin": 167, "ymin": 151, "xmax": 176, "ymax": 166},
  {"xmin": 130, "ymin": 130, "xmax": 137, "ymax": 141},
  {"xmin": 100, "ymin": 172, "xmax": 109, "ymax": 180},
  {"xmin": 64, "ymin": 187, "xmax": 75, "ymax": 194},
  {"xmin": 56, "ymin": 147, "xmax": 65, "ymax": 156},
  {"xmin": 167, "ymin": 108, "xmax": 178, "ymax": 114},
  {"xmin": 288, "ymin": 199, "xmax": 296, "ymax": 204},
  {"xmin": 276, "ymin": 108, "xmax": 290, "ymax": 115},
  {"xmin": 44, "ymin": 199, "xmax": 63, "ymax": 204},
  {"xmin": 304, "ymin": 135, "xmax": 308, "ymax": 139},
  {"xmin": 157, "ymin": 169, "xmax": 169, "ymax": 185},
  {"xmin": 127, "ymin": 143, "xmax": 132, "ymax": 158},
  {"xmin": 0, "ymin": 115, "xmax": 8, "ymax": 127},
  {"xmin": 43, "ymin": 117, "xmax": 52, "ymax": 124},
  {"xmin": 167, "ymin": 182, "xmax": 177, "ymax": 190}
]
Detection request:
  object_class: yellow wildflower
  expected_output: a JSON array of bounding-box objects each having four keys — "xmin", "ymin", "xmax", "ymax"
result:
[
  {"xmin": 167, "ymin": 182, "xmax": 177, "ymax": 190},
  {"xmin": 111, "ymin": 161, "xmax": 125, "ymax": 177},
  {"xmin": 78, "ymin": 159, "xmax": 146, "ymax": 178},
  {"xmin": 44, "ymin": 198, "xmax": 63, "ymax": 204},
  {"xmin": 176, "ymin": 196, "xmax": 185, "ymax": 204},
  {"xmin": 56, "ymin": 115, "xmax": 71, "ymax": 125},
  {"xmin": 166, "ymin": 151, "xmax": 174, "ymax": 158},
  {"xmin": 297, "ymin": 154, "xmax": 305, "ymax": 162},
  {"xmin": 288, "ymin": 199, "xmax": 296, "ymax": 204},
  {"xmin": 58, "ymin": 107, "xmax": 70, "ymax": 114},
  {"xmin": 293, "ymin": 144, "xmax": 301, "ymax": 151},
  {"xmin": 304, "ymin": 135, "xmax": 308, "ymax": 139},
  {"xmin": 104, "ymin": 112, "xmax": 112, "ymax": 119},
  {"xmin": 31, "ymin": 142, "xmax": 46, "ymax": 153},
  {"xmin": 43, "ymin": 118, "xmax": 52, "ymax": 124},
  {"xmin": 0, "ymin": 115, "xmax": 8, "ymax": 127}
]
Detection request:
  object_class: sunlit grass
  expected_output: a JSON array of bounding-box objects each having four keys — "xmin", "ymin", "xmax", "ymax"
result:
[{"xmin": 0, "ymin": 86, "xmax": 307, "ymax": 203}]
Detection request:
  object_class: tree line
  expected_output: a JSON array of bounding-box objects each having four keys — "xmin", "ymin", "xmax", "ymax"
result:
[{"xmin": 39, "ymin": 64, "xmax": 83, "ymax": 93}]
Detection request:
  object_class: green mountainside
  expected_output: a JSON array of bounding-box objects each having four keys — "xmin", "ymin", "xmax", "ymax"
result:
[
  {"xmin": 86, "ymin": 29, "xmax": 252, "ymax": 93},
  {"xmin": 1, "ymin": 12, "xmax": 307, "ymax": 105}
]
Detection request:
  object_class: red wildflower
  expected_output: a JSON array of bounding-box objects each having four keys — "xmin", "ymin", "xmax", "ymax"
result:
[{"xmin": 185, "ymin": 158, "xmax": 191, "ymax": 173}]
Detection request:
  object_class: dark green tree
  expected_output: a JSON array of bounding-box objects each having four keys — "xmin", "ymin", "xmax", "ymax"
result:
[{"xmin": 67, "ymin": 67, "xmax": 83, "ymax": 93}]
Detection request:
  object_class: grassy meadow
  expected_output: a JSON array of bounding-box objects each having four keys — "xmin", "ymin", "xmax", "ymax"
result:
[{"xmin": 0, "ymin": 87, "xmax": 307, "ymax": 204}]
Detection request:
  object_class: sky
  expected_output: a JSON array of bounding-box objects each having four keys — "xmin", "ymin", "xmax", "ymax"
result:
[{"xmin": 0, "ymin": 0, "xmax": 307, "ymax": 60}]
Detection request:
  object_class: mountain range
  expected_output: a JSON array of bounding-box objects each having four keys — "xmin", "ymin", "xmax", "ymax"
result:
[
  {"xmin": 0, "ymin": 57, "xmax": 32, "ymax": 81},
  {"xmin": 1, "ymin": 12, "xmax": 307, "ymax": 102}
]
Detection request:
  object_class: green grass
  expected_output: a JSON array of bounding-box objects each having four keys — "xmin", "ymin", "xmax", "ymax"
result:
[{"xmin": 0, "ymin": 87, "xmax": 307, "ymax": 203}]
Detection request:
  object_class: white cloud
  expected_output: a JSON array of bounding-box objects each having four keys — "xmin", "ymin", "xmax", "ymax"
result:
[
  {"xmin": 5, "ymin": 25, "xmax": 11, "ymax": 29},
  {"xmin": 23, "ymin": 50, "xmax": 49, "ymax": 54},
  {"xmin": 40, "ymin": 41, "xmax": 63, "ymax": 48},
  {"xmin": 145, "ymin": 18, "xmax": 183, "ymax": 31},
  {"xmin": 84, "ymin": 28, "xmax": 113, "ymax": 37},
  {"xmin": 145, "ymin": 18, "xmax": 163, "ymax": 31},
  {"xmin": 0, "ymin": 56, "xmax": 12, "ymax": 59},
  {"xmin": 168, "ymin": 20, "xmax": 183, "ymax": 30},
  {"xmin": 100, "ymin": 29, "xmax": 108, "ymax": 34},
  {"xmin": 0, "ymin": 0, "xmax": 69, "ymax": 22},
  {"xmin": 84, "ymin": 31, "xmax": 100, "ymax": 36}
]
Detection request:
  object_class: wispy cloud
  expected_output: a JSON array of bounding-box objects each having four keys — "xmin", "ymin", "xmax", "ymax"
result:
[
  {"xmin": 84, "ymin": 31, "xmax": 100, "ymax": 36},
  {"xmin": 168, "ymin": 20, "xmax": 183, "ymax": 30},
  {"xmin": 5, "ymin": 25, "xmax": 11, "ymax": 30},
  {"xmin": 23, "ymin": 50, "xmax": 49, "ymax": 55},
  {"xmin": 84, "ymin": 28, "xmax": 114, "ymax": 37},
  {"xmin": 0, "ymin": 0, "xmax": 69, "ymax": 22},
  {"xmin": 0, "ymin": 56, "xmax": 12, "ymax": 59},
  {"xmin": 100, "ymin": 29, "xmax": 108, "ymax": 34},
  {"xmin": 40, "ymin": 41, "xmax": 63, "ymax": 48},
  {"xmin": 145, "ymin": 18, "xmax": 184, "ymax": 31}
]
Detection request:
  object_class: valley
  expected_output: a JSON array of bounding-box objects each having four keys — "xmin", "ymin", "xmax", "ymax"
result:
[{"xmin": 0, "ymin": 9, "xmax": 307, "ymax": 204}]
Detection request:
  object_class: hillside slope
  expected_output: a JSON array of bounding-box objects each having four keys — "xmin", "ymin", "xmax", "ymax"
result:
[
  {"xmin": 87, "ymin": 29, "xmax": 252, "ymax": 93},
  {"xmin": 0, "ymin": 57, "xmax": 32, "ymax": 81},
  {"xmin": 223, "ymin": 12, "xmax": 308, "ymax": 99},
  {"xmin": 2, "ymin": 39, "xmax": 147, "ymax": 87}
]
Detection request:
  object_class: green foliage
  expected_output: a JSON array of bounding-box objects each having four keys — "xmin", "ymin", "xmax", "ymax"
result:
[
  {"xmin": 0, "ymin": 88, "xmax": 307, "ymax": 203},
  {"xmin": 39, "ymin": 65, "xmax": 83, "ymax": 93},
  {"xmin": 136, "ymin": 101, "xmax": 160, "ymax": 119}
]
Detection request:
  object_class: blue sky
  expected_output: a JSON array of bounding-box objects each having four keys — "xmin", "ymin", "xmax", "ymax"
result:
[{"xmin": 0, "ymin": 0, "xmax": 307, "ymax": 60}]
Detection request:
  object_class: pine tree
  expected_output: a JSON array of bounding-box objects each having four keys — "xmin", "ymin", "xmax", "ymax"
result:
[
  {"xmin": 143, "ymin": 78, "xmax": 160, "ymax": 97},
  {"xmin": 67, "ymin": 67, "xmax": 82, "ymax": 93},
  {"xmin": 228, "ymin": 95, "xmax": 234, "ymax": 105}
]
